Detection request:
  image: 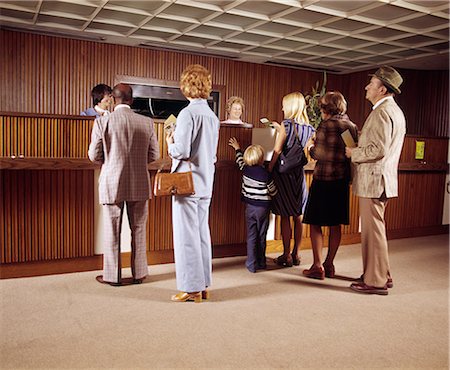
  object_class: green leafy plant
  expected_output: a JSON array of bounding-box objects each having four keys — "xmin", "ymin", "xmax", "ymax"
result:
[{"xmin": 305, "ymin": 72, "xmax": 327, "ymax": 129}]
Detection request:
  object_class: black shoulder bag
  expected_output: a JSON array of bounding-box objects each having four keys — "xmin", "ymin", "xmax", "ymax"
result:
[{"xmin": 278, "ymin": 122, "xmax": 308, "ymax": 174}]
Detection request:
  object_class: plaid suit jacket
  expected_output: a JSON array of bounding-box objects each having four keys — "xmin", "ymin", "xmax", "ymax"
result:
[
  {"xmin": 351, "ymin": 97, "xmax": 406, "ymax": 199},
  {"xmin": 88, "ymin": 105, "xmax": 160, "ymax": 204}
]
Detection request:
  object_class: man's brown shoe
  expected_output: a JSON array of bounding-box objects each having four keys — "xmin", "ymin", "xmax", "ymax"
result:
[
  {"xmin": 350, "ymin": 282, "xmax": 388, "ymax": 295},
  {"xmin": 356, "ymin": 274, "xmax": 393, "ymax": 288},
  {"xmin": 95, "ymin": 275, "xmax": 122, "ymax": 287}
]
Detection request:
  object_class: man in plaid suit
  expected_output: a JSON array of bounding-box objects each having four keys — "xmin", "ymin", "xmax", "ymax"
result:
[{"xmin": 88, "ymin": 83, "xmax": 159, "ymax": 286}]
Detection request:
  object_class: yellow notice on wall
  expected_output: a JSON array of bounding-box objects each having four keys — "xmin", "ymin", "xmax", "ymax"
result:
[{"xmin": 415, "ymin": 140, "xmax": 425, "ymax": 160}]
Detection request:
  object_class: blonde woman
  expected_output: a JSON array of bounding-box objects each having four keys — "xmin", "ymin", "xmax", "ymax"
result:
[
  {"xmin": 166, "ymin": 65, "xmax": 220, "ymax": 302},
  {"xmin": 221, "ymin": 96, "xmax": 245, "ymax": 124},
  {"xmin": 268, "ymin": 92, "xmax": 315, "ymax": 267}
]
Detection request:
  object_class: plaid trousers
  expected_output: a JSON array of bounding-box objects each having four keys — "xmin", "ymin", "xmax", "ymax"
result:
[{"xmin": 102, "ymin": 200, "xmax": 149, "ymax": 283}]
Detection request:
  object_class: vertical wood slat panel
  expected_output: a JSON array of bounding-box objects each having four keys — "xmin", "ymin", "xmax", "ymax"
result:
[
  {"xmin": 2, "ymin": 29, "xmax": 447, "ymax": 137},
  {"xmin": 0, "ymin": 169, "xmax": 94, "ymax": 264}
]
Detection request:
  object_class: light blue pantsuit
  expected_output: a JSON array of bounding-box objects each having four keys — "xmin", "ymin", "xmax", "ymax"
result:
[
  {"xmin": 168, "ymin": 99, "xmax": 220, "ymax": 294},
  {"xmin": 172, "ymin": 196, "xmax": 212, "ymax": 292}
]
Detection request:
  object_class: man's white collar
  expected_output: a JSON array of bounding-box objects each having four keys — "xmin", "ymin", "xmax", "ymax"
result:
[
  {"xmin": 372, "ymin": 96, "xmax": 393, "ymax": 110},
  {"xmin": 114, "ymin": 104, "xmax": 130, "ymax": 111}
]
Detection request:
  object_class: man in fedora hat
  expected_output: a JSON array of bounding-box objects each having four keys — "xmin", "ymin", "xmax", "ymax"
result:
[{"xmin": 345, "ymin": 66, "xmax": 406, "ymax": 295}]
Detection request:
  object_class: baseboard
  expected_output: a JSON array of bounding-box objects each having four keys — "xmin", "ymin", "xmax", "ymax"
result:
[
  {"xmin": 0, "ymin": 256, "xmax": 102, "ymax": 279},
  {"xmin": 387, "ymin": 224, "xmax": 449, "ymax": 239},
  {"xmin": 1, "ymin": 225, "xmax": 447, "ymax": 279}
]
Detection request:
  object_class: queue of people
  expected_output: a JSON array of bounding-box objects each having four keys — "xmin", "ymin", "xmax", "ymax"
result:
[{"xmin": 88, "ymin": 64, "xmax": 406, "ymax": 300}]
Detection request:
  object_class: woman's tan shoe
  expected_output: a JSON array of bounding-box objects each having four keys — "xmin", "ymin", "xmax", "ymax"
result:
[{"xmin": 171, "ymin": 292, "xmax": 202, "ymax": 303}]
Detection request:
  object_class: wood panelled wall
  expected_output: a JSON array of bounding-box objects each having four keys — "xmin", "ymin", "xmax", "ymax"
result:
[
  {"xmin": 1, "ymin": 29, "xmax": 448, "ymax": 136},
  {"xmin": 1, "ymin": 112, "xmax": 448, "ymax": 278},
  {"xmin": 0, "ymin": 114, "xmax": 95, "ymax": 264}
]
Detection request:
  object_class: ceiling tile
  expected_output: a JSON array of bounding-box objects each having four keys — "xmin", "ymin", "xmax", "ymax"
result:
[
  {"xmin": 37, "ymin": 14, "xmax": 85, "ymax": 28},
  {"xmin": 300, "ymin": 44, "xmax": 341, "ymax": 55},
  {"xmin": 213, "ymin": 40, "xmax": 253, "ymax": 51},
  {"xmin": 358, "ymin": 27, "xmax": 409, "ymax": 40},
  {"xmin": 397, "ymin": 14, "xmax": 449, "ymax": 30},
  {"xmin": 396, "ymin": 34, "xmax": 444, "ymax": 46},
  {"xmin": 106, "ymin": 1, "xmax": 168, "ymax": 14},
  {"xmin": 314, "ymin": 1, "xmax": 377, "ymax": 13},
  {"xmin": 161, "ymin": 3, "xmax": 214, "ymax": 21},
  {"xmin": 40, "ymin": 1, "xmax": 96, "ymax": 18},
  {"xmin": 429, "ymin": 28, "xmax": 449, "ymax": 38},
  {"xmin": 174, "ymin": 34, "xmax": 216, "ymax": 46},
  {"xmin": 245, "ymin": 46, "xmax": 282, "ymax": 55},
  {"xmin": 357, "ymin": 43, "xmax": 404, "ymax": 54},
  {"xmin": 359, "ymin": 54, "xmax": 397, "ymax": 63},
  {"xmin": 251, "ymin": 21, "xmax": 301, "ymax": 36},
  {"xmin": 358, "ymin": 4, "xmax": 416, "ymax": 22},
  {"xmin": 143, "ymin": 17, "xmax": 192, "ymax": 32},
  {"xmin": 228, "ymin": 32, "xmax": 270, "ymax": 44},
  {"xmin": 422, "ymin": 42, "xmax": 450, "ymax": 51},
  {"xmin": 208, "ymin": 13, "xmax": 259, "ymax": 29},
  {"xmin": 401, "ymin": 1, "xmax": 449, "ymax": 8},
  {"xmin": 278, "ymin": 51, "xmax": 315, "ymax": 60},
  {"xmin": 266, "ymin": 38, "xmax": 306, "ymax": 49},
  {"xmin": 328, "ymin": 36, "xmax": 373, "ymax": 48},
  {"xmin": 233, "ymin": 1, "xmax": 290, "ymax": 17},
  {"xmin": 278, "ymin": 8, "xmax": 332, "ymax": 25},
  {"xmin": 332, "ymin": 50, "xmax": 369, "ymax": 60},
  {"xmin": 132, "ymin": 28, "xmax": 178, "ymax": 40},
  {"xmin": 86, "ymin": 22, "xmax": 133, "ymax": 36},
  {"xmin": 186, "ymin": 24, "xmax": 232, "ymax": 38},
  {"xmin": 324, "ymin": 18, "xmax": 373, "ymax": 32},
  {"xmin": 295, "ymin": 29, "xmax": 336, "ymax": 42},
  {"xmin": 311, "ymin": 56, "xmax": 348, "ymax": 65},
  {"xmin": 0, "ymin": 1, "xmax": 39, "ymax": 11},
  {"xmin": 95, "ymin": 9, "xmax": 148, "ymax": 26},
  {"xmin": 0, "ymin": 8, "xmax": 35, "ymax": 21}
]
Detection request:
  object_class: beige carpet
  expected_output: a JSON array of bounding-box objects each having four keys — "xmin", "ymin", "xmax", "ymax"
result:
[{"xmin": 1, "ymin": 234, "xmax": 448, "ymax": 369}]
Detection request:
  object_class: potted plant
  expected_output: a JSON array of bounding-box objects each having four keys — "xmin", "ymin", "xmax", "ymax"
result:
[{"xmin": 305, "ymin": 72, "xmax": 327, "ymax": 129}]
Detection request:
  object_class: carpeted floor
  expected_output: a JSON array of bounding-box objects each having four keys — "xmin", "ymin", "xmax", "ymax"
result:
[{"xmin": 1, "ymin": 234, "xmax": 448, "ymax": 369}]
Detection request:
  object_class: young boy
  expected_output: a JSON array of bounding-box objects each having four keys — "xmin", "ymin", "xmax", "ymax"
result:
[{"xmin": 228, "ymin": 137, "xmax": 277, "ymax": 272}]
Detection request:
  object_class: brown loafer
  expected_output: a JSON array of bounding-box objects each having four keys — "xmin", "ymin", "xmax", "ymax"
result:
[
  {"xmin": 171, "ymin": 292, "xmax": 202, "ymax": 303},
  {"xmin": 273, "ymin": 254, "xmax": 293, "ymax": 267},
  {"xmin": 95, "ymin": 275, "xmax": 122, "ymax": 287},
  {"xmin": 303, "ymin": 265, "xmax": 325, "ymax": 280},
  {"xmin": 350, "ymin": 282, "xmax": 388, "ymax": 295}
]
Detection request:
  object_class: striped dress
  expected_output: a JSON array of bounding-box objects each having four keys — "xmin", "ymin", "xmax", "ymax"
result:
[{"xmin": 271, "ymin": 119, "xmax": 315, "ymax": 217}]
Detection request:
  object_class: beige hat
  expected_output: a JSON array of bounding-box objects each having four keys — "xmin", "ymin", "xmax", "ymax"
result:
[{"xmin": 370, "ymin": 65, "xmax": 403, "ymax": 94}]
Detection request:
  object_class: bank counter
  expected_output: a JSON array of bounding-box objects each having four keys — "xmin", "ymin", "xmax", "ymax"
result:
[{"xmin": 1, "ymin": 112, "xmax": 448, "ymax": 278}]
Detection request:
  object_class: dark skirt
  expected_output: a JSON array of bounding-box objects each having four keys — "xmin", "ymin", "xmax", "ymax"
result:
[
  {"xmin": 271, "ymin": 167, "xmax": 307, "ymax": 217},
  {"xmin": 303, "ymin": 178, "xmax": 350, "ymax": 226}
]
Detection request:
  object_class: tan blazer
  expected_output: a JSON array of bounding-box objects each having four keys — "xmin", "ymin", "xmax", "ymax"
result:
[
  {"xmin": 88, "ymin": 106, "xmax": 160, "ymax": 204},
  {"xmin": 351, "ymin": 97, "xmax": 406, "ymax": 199}
]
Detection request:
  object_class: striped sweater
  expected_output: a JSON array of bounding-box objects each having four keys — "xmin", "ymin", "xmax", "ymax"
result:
[{"xmin": 235, "ymin": 149, "xmax": 278, "ymax": 207}]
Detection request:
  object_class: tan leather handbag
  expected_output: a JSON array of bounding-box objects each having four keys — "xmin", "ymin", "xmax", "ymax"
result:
[{"xmin": 153, "ymin": 163, "xmax": 195, "ymax": 196}]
